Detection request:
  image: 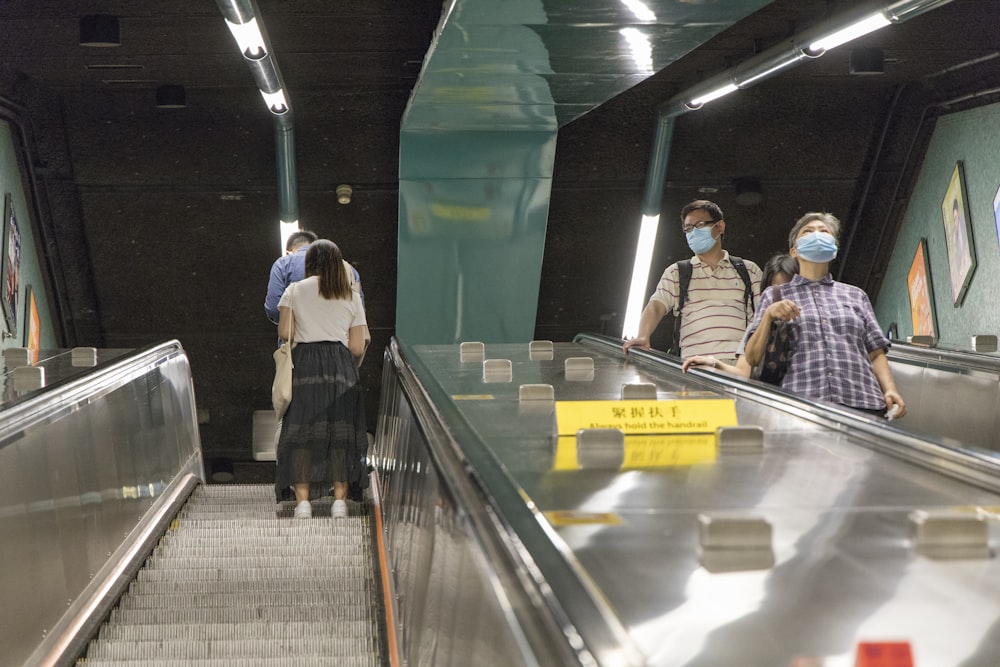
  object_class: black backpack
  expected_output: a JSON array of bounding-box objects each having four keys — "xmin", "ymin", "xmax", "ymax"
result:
[{"xmin": 669, "ymin": 257, "xmax": 755, "ymax": 356}]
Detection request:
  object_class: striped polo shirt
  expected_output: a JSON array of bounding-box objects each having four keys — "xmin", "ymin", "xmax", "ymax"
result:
[{"xmin": 648, "ymin": 251, "xmax": 762, "ymax": 359}]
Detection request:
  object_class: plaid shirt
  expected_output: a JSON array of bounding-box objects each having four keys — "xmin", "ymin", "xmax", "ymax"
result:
[{"xmin": 748, "ymin": 274, "xmax": 890, "ymax": 410}]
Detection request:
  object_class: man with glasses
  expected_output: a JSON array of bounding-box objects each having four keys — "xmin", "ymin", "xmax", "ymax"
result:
[{"xmin": 623, "ymin": 200, "xmax": 762, "ymax": 364}]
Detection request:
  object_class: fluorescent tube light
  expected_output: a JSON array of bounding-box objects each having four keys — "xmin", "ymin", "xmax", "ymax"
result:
[
  {"xmin": 808, "ymin": 13, "xmax": 890, "ymax": 53},
  {"xmin": 279, "ymin": 219, "xmax": 299, "ymax": 253},
  {"xmin": 688, "ymin": 83, "xmax": 738, "ymax": 108},
  {"xmin": 225, "ymin": 17, "xmax": 266, "ymax": 59},
  {"xmin": 260, "ymin": 89, "xmax": 289, "ymax": 114},
  {"xmin": 622, "ymin": 214, "xmax": 660, "ymax": 339}
]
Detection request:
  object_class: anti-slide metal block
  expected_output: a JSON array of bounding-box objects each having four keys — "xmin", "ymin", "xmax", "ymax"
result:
[
  {"xmin": 482, "ymin": 358, "xmax": 512, "ymax": 383},
  {"xmin": 565, "ymin": 356, "xmax": 595, "ymax": 381},
  {"xmin": 909, "ymin": 509, "xmax": 989, "ymax": 559},
  {"xmin": 972, "ymin": 335, "xmax": 998, "ymax": 353},
  {"xmin": 576, "ymin": 428, "xmax": 625, "ymax": 469},
  {"xmin": 528, "ymin": 340, "xmax": 554, "ymax": 361},
  {"xmin": 717, "ymin": 426, "xmax": 764, "ymax": 453},
  {"xmin": 460, "ymin": 341, "xmax": 485, "ymax": 363},
  {"xmin": 3, "ymin": 346, "xmax": 30, "ymax": 368},
  {"xmin": 519, "ymin": 383, "xmax": 554, "ymax": 402},
  {"xmin": 71, "ymin": 346, "xmax": 98, "ymax": 367},
  {"xmin": 621, "ymin": 382, "xmax": 657, "ymax": 400},
  {"xmin": 13, "ymin": 365, "xmax": 45, "ymax": 391}
]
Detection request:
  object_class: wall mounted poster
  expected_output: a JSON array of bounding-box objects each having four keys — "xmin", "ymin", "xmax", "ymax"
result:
[
  {"xmin": 941, "ymin": 161, "xmax": 976, "ymax": 306},
  {"xmin": 24, "ymin": 284, "xmax": 40, "ymax": 362},
  {"xmin": 1, "ymin": 193, "xmax": 21, "ymax": 333},
  {"xmin": 906, "ymin": 238, "xmax": 937, "ymax": 338}
]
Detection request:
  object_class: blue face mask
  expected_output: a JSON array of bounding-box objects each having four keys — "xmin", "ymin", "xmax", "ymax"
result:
[
  {"xmin": 686, "ymin": 226, "xmax": 718, "ymax": 255},
  {"xmin": 795, "ymin": 231, "xmax": 838, "ymax": 263}
]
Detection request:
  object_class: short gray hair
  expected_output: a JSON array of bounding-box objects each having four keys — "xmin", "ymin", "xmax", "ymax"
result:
[{"xmin": 788, "ymin": 212, "xmax": 841, "ymax": 249}]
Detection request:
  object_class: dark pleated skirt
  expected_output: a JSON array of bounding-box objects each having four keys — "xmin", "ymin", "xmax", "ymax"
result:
[{"xmin": 274, "ymin": 341, "xmax": 368, "ymax": 502}]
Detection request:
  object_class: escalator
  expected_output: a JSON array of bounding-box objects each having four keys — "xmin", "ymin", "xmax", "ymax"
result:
[
  {"xmin": 10, "ymin": 336, "xmax": 1000, "ymax": 666},
  {"xmin": 78, "ymin": 485, "xmax": 383, "ymax": 666},
  {"xmin": 5, "ymin": 340, "xmax": 572, "ymax": 667},
  {"xmin": 2, "ymin": 342, "xmax": 386, "ymax": 667}
]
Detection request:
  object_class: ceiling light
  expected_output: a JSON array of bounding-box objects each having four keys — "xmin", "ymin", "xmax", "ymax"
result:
[
  {"xmin": 807, "ymin": 12, "xmax": 890, "ymax": 55},
  {"xmin": 260, "ymin": 89, "xmax": 288, "ymax": 115},
  {"xmin": 687, "ymin": 83, "xmax": 738, "ymax": 109},
  {"xmin": 336, "ymin": 184, "xmax": 353, "ymax": 205},
  {"xmin": 225, "ymin": 17, "xmax": 266, "ymax": 60},
  {"xmin": 80, "ymin": 14, "xmax": 120, "ymax": 47},
  {"xmin": 155, "ymin": 85, "xmax": 187, "ymax": 109}
]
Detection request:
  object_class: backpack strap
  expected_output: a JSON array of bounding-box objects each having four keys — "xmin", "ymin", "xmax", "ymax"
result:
[
  {"xmin": 671, "ymin": 260, "xmax": 693, "ymax": 355},
  {"xmin": 730, "ymin": 256, "xmax": 755, "ymax": 324}
]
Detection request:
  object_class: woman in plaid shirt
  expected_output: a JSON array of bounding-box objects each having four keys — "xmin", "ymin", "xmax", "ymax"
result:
[{"xmin": 744, "ymin": 212, "xmax": 907, "ymax": 419}]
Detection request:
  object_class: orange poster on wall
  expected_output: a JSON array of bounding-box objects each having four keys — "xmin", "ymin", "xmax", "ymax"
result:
[
  {"xmin": 906, "ymin": 239, "xmax": 936, "ymax": 337},
  {"xmin": 25, "ymin": 285, "xmax": 40, "ymax": 363}
]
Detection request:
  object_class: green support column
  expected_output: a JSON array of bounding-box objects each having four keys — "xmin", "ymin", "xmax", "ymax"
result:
[{"xmin": 396, "ymin": 129, "xmax": 556, "ymax": 344}]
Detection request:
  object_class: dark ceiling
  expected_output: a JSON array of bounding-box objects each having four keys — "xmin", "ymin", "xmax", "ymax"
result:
[{"xmin": 0, "ymin": 0, "xmax": 998, "ymax": 463}]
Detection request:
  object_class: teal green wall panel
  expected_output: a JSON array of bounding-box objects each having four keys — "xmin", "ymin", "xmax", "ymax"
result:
[
  {"xmin": 875, "ymin": 102, "xmax": 1000, "ymax": 347},
  {"xmin": 0, "ymin": 120, "xmax": 58, "ymax": 351},
  {"xmin": 396, "ymin": 174, "xmax": 552, "ymax": 344},
  {"xmin": 399, "ymin": 128, "xmax": 556, "ymax": 178}
]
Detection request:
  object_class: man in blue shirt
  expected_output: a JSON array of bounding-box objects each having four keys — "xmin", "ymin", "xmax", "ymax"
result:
[{"xmin": 264, "ymin": 230, "xmax": 363, "ymax": 324}]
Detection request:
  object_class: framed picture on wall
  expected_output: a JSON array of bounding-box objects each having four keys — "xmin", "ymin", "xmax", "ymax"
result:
[
  {"xmin": 23, "ymin": 284, "xmax": 40, "ymax": 359},
  {"xmin": 940, "ymin": 161, "xmax": 976, "ymax": 306},
  {"xmin": 1, "ymin": 193, "xmax": 21, "ymax": 334},
  {"xmin": 906, "ymin": 238, "xmax": 937, "ymax": 338}
]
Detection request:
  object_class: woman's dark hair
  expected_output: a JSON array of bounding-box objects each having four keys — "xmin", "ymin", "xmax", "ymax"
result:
[
  {"xmin": 761, "ymin": 253, "xmax": 799, "ymax": 288},
  {"xmin": 305, "ymin": 239, "xmax": 351, "ymax": 300}
]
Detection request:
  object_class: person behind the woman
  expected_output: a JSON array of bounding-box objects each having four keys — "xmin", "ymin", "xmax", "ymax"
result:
[
  {"xmin": 743, "ymin": 212, "xmax": 906, "ymax": 418},
  {"xmin": 276, "ymin": 239, "xmax": 369, "ymax": 519},
  {"xmin": 682, "ymin": 253, "xmax": 799, "ymax": 377}
]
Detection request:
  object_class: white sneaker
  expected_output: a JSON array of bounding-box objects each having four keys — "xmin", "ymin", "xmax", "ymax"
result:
[
  {"xmin": 293, "ymin": 500, "xmax": 312, "ymax": 519},
  {"xmin": 332, "ymin": 499, "xmax": 347, "ymax": 519}
]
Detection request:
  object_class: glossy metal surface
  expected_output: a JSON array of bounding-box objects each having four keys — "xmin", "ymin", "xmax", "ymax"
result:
[
  {"xmin": 394, "ymin": 335, "xmax": 1000, "ymax": 666},
  {"xmin": 888, "ymin": 342, "xmax": 1000, "ymax": 453},
  {"xmin": 374, "ymin": 350, "xmax": 587, "ymax": 667},
  {"xmin": 410, "ymin": 0, "xmax": 773, "ymax": 131},
  {"xmin": 0, "ymin": 341, "xmax": 204, "ymax": 667}
]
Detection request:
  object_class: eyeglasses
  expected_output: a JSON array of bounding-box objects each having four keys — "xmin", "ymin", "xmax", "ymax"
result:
[{"xmin": 682, "ymin": 219, "xmax": 718, "ymax": 234}]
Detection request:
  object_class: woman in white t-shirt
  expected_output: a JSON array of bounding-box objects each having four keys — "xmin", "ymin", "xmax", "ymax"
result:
[{"xmin": 275, "ymin": 239, "xmax": 368, "ymax": 519}]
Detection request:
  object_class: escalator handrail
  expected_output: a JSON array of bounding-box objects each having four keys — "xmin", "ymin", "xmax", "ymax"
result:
[
  {"xmin": 888, "ymin": 340, "xmax": 1000, "ymax": 374},
  {"xmin": 574, "ymin": 332, "xmax": 1000, "ymax": 494},
  {"xmin": 0, "ymin": 340, "xmax": 187, "ymax": 450}
]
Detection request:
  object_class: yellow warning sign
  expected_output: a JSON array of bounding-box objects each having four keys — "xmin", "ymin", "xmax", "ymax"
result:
[{"xmin": 554, "ymin": 399, "xmax": 737, "ymax": 435}]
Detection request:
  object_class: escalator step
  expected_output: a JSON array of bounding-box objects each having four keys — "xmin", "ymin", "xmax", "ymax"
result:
[
  {"xmin": 78, "ymin": 484, "xmax": 384, "ymax": 666},
  {"xmin": 109, "ymin": 605, "xmax": 375, "ymax": 625},
  {"xmin": 85, "ymin": 637, "xmax": 378, "ymax": 659},
  {"xmin": 97, "ymin": 620, "xmax": 374, "ymax": 641},
  {"xmin": 79, "ymin": 657, "xmax": 381, "ymax": 667}
]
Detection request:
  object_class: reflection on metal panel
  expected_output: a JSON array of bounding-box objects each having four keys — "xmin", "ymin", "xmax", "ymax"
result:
[
  {"xmin": 373, "ymin": 358, "xmax": 542, "ymax": 667},
  {"xmin": 888, "ymin": 344, "xmax": 1000, "ymax": 453},
  {"xmin": 0, "ymin": 341, "xmax": 203, "ymax": 667},
  {"xmin": 390, "ymin": 335, "xmax": 1000, "ymax": 666}
]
